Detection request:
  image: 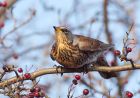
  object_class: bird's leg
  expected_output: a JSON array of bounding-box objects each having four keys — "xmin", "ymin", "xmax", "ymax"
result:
[{"xmin": 53, "ymin": 65, "xmax": 64, "ymax": 76}]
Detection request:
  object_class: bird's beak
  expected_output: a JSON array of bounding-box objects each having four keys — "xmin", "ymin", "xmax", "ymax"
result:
[
  {"xmin": 53, "ymin": 26, "xmax": 57, "ymax": 30},
  {"xmin": 53, "ymin": 26, "xmax": 61, "ymax": 33}
]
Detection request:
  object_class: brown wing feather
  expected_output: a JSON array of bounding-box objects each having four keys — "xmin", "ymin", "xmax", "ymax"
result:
[
  {"xmin": 73, "ymin": 35, "xmax": 113, "ymax": 52},
  {"xmin": 50, "ymin": 43, "xmax": 57, "ymax": 61}
]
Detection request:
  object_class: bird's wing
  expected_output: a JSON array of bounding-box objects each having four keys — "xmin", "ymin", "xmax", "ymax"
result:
[
  {"xmin": 73, "ymin": 35, "xmax": 113, "ymax": 52},
  {"xmin": 50, "ymin": 43, "xmax": 56, "ymax": 60}
]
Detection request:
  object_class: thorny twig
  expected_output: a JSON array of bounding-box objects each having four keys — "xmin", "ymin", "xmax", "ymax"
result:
[
  {"xmin": 120, "ymin": 24, "xmax": 136, "ymax": 68},
  {"xmin": 2, "ymin": 9, "xmax": 36, "ymax": 41}
]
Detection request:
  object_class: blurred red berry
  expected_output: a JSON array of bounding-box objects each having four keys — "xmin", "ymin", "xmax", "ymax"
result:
[
  {"xmin": 0, "ymin": 2, "xmax": 3, "ymax": 6},
  {"xmin": 35, "ymin": 87, "xmax": 41, "ymax": 92},
  {"xmin": 123, "ymin": 80, "xmax": 128, "ymax": 85},
  {"xmin": 2, "ymin": 1, "xmax": 7, "ymax": 7},
  {"xmin": 97, "ymin": 56, "xmax": 104, "ymax": 61},
  {"xmin": 18, "ymin": 68, "xmax": 23, "ymax": 73},
  {"xmin": 114, "ymin": 50, "xmax": 121, "ymax": 56},
  {"xmin": 34, "ymin": 92, "xmax": 40, "ymax": 97},
  {"xmin": 72, "ymin": 79, "xmax": 78, "ymax": 85},
  {"xmin": 28, "ymin": 93, "xmax": 34, "ymax": 97},
  {"xmin": 12, "ymin": 53, "xmax": 18, "ymax": 59},
  {"xmin": 0, "ymin": 22, "xmax": 4, "ymax": 28},
  {"xmin": 126, "ymin": 47, "xmax": 132, "ymax": 53},
  {"xmin": 110, "ymin": 60, "xmax": 115, "ymax": 66},
  {"xmin": 125, "ymin": 91, "xmax": 133, "ymax": 98},
  {"xmin": 75, "ymin": 75, "xmax": 81, "ymax": 80},
  {"xmin": 83, "ymin": 89, "xmax": 89, "ymax": 95},
  {"xmin": 24, "ymin": 73, "xmax": 31, "ymax": 79}
]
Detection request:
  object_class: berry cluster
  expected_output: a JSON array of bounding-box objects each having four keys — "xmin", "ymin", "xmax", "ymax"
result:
[
  {"xmin": 114, "ymin": 47, "xmax": 132, "ymax": 62},
  {"xmin": 71, "ymin": 75, "xmax": 89, "ymax": 96},
  {"xmin": 72, "ymin": 74, "xmax": 81, "ymax": 85},
  {"xmin": 28, "ymin": 87, "xmax": 45, "ymax": 98},
  {"xmin": 0, "ymin": 1, "xmax": 7, "ymax": 7},
  {"xmin": 17, "ymin": 68, "xmax": 31, "ymax": 79},
  {"xmin": 0, "ymin": 1, "xmax": 7, "ymax": 29}
]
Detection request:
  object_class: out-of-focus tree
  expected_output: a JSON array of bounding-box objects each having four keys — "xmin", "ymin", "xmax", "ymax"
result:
[{"xmin": 0, "ymin": 0, "xmax": 140, "ymax": 98}]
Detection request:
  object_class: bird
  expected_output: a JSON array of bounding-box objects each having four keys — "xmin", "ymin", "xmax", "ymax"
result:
[{"xmin": 50, "ymin": 26, "xmax": 117, "ymax": 79}]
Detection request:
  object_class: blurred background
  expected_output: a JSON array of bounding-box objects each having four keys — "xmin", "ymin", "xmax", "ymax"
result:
[{"xmin": 0, "ymin": 0, "xmax": 140, "ymax": 98}]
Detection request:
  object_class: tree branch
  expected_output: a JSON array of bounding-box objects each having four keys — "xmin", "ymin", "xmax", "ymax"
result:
[{"xmin": 0, "ymin": 64, "xmax": 140, "ymax": 88}]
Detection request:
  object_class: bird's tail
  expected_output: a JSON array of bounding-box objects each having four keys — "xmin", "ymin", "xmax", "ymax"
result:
[{"xmin": 95, "ymin": 56, "xmax": 117, "ymax": 79}]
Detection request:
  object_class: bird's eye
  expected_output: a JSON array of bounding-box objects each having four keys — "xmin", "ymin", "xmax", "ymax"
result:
[{"xmin": 61, "ymin": 29, "xmax": 69, "ymax": 33}]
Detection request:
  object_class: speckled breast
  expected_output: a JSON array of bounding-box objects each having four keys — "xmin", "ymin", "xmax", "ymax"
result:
[{"xmin": 51, "ymin": 43, "xmax": 98, "ymax": 68}]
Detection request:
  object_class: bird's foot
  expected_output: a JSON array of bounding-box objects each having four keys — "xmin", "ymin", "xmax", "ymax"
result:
[{"xmin": 53, "ymin": 65, "xmax": 64, "ymax": 76}]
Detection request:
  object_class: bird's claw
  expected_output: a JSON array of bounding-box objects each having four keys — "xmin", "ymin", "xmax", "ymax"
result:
[{"xmin": 53, "ymin": 65, "xmax": 64, "ymax": 76}]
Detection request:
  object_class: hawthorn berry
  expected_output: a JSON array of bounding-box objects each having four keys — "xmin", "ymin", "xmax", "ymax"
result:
[
  {"xmin": 123, "ymin": 80, "xmax": 128, "ymax": 85},
  {"xmin": 34, "ymin": 92, "xmax": 40, "ymax": 97},
  {"xmin": 2, "ymin": 1, "xmax": 7, "ymax": 7},
  {"xmin": 24, "ymin": 73, "xmax": 31, "ymax": 79},
  {"xmin": 12, "ymin": 53, "xmax": 18, "ymax": 59},
  {"xmin": 126, "ymin": 47, "xmax": 132, "ymax": 53},
  {"xmin": 110, "ymin": 60, "xmax": 115, "ymax": 66},
  {"xmin": 34, "ymin": 87, "xmax": 41, "ymax": 92},
  {"xmin": 28, "ymin": 93, "xmax": 34, "ymax": 97},
  {"xmin": 72, "ymin": 79, "xmax": 78, "ymax": 85},
  {"xmin": 0, "ymin": 22, "xmax": 4, "ymax": 28},
  {"xmin": 75, "ymin": 75, "xmax": 81, "ymax": 80},
  {"xmin": 18, "ymin": 68, "xmax": 23, "ymax": 73},
  {"xmin": 83, "ymin": 89, "xmax": 89, "ymax": 95},
  {"xmin": 125, "ymin": 91, "xmax": 133, "ymax": 98},
  {"xmin": 114, "ymin": 50, "xmax": 121, "ymax": 56}
]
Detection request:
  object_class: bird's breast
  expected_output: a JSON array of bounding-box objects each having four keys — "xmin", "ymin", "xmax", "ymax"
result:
[{"xmin": 52, "ymin": 43, "xmax": 85, "ymax": 68}]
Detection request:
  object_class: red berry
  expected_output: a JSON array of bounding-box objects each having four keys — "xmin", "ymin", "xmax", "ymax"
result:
[
  {"xmin": 125, "ymin": 91, "xmax": 133, "ymax": 98},
  {"xmin": 28, "ymin": 93, "xmax": 34, "ymax": 97},
  {"xmin": 2, "ymin": 1, "xmax": 7, "ymax": 7},
  {"xmin": 97, "ymin": 56, "xmax": 104, "ymax": 62},
  {"xmin": 83, "ymin": 89, "xmax": 89, "ymax": 95},
  {"xmin": 110, "ymin": 60, "xmax": 115, "ymax": 66},
  {"xmin": 12, "ymin": 53, "xmax": 18, "ymax": 59},
  {"xmin": 0, "ymin": 2, "xmax": 3, "ymax": 6},
  {"xmin": 72, "ymin": 79, "xmax": 78, "ymax": 85},
  {"xmin": 24, "ymin": 73, "xmax": 31, "ymax": 79},
  {"xmin": 18, "ymin": 68, "xmax": 23, "ymax": 73},
  {"xmin": 34, "ymin": 87, "xmax": 41, "ymax": 92},
  {"xmin": 124, "ymin": 80, "xmax": 128, "ymax": 85},
  {"xmin": 114, "ymin": 50, "xmax": 121, "ymax": 56},
  {"xmin": 34, "ymin": 92, "xmax": 40, "ymax": 97},
  {"xmin": 0, "ymin": 22, "xmax": 4, "ymax": 28},
  {"xmin": 127, "ymin": 47, "xmax": 132, "ymax": 53},
  {"xmin": 75, "ymin": 75, "xmax": 81, "ymax": 80}
]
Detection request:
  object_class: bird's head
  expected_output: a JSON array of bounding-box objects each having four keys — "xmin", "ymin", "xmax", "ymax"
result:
[{"xmin": 53, "ymin": 26, "xmax": 73, "ymax": 44}]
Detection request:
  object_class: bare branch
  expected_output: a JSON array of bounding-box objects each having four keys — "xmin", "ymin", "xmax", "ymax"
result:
[{"xmin": 0, "ymin": 64, "xmax": 140, "ymax": 88}]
